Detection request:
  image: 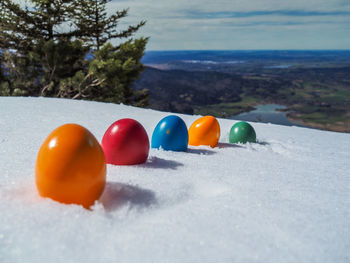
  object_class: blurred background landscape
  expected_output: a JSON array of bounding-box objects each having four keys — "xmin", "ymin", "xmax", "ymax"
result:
[{"xmin": 135, "ymin": 50, "xmax": 350, "ymax": 132}]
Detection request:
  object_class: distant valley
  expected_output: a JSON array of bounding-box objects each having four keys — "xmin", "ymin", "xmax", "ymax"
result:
[{"xmin": 133, "ymin": 51, "xmax": 350, "ymax": 132}]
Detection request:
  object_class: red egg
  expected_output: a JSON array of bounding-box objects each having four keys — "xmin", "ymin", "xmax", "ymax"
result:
[{"xmin": 101, "ymin": 119, "xmax": 149, "ymax": 165}]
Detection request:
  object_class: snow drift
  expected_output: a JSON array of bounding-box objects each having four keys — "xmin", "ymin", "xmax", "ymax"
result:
[{"xmin": 0, "ymin": 97, "xmax": 349, "ymax": 262}]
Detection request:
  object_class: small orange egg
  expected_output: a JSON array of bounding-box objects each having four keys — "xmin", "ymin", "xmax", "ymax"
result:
[
  {"xmin": 35, "ymin": 124, "xmax": 106, "ymax": 208},
  {"xmin": 188, "ymin": 116, "xmax": 220, "ymax": 148}
]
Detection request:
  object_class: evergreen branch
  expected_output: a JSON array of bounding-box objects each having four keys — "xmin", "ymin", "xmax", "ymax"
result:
[
  {"xmin": 110, "ymin": 20, "xmax": 146, "ymax": 39},
  {"xmin": 71, "ymin": 73, "xmax": 105, "ymax": 99},
  {"xmin": 40, "ymin": 64, "xmax": 56, "ymax": 96}
]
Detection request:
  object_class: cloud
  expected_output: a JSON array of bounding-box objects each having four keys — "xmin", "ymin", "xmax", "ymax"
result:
[
  {"xmin": 183, "ymin": 10, "xmax": 350, "ymax": 19},
  {"xmin": 9, "ymin": 0, "xmax": 350, "ymax": 49},
  {"xmin": 104, "ymin": 1, "xmax": 350, "ymax": 49}
]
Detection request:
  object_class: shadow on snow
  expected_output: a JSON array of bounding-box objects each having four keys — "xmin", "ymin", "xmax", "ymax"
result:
[{"xmin": 100, "ymin": 182, "xmax": 157, "ymax": 212}]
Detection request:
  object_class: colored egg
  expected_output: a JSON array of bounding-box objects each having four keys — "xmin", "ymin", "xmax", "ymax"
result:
[
  {"xmin": 101, "ymin": 119, "xmax": 149, "ymax": 165},
  {"xmin": 35, "ymin": 124, "xmax": 106, "ymax": 208},
  {"xmin": 229, "ymin": 121, "xmax": 256, "ymax": 144},
  {"xmin": 151, "ymin": 115, "xmax": 188, "ymax": 151},
  {"xmin": 188, "ymin": 116, "xmax": 220, "ymax": 148}
]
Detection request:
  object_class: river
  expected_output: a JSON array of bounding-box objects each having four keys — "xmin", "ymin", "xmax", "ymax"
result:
[{"xmin": 230, "ymin": 104, "xmax": 306, "ymax": 127}]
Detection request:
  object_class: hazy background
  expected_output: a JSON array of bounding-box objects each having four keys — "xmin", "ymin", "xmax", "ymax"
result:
[{"xmin": 110, "ymin": 0, "xmax": 350, "ymax": 50}]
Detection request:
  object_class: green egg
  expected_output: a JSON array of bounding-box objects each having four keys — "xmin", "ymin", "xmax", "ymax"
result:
[{"xmin": 229, "ymin": 121, "xmax": 256, "ymax": 144}]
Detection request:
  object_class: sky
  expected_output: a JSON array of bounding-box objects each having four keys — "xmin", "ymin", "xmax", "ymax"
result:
[{"xmin": 109, "ymin": 0, "xmax": 350, "ymax": 50}]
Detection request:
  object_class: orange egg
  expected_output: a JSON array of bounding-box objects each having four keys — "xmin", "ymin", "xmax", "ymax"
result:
[
  {"xmin": 35, "ymin": 124, "xmax": 106, "ymax": 208},
  {"xmin": 188, "ymin": 116, "xmax": 220, "ymax": 148}
]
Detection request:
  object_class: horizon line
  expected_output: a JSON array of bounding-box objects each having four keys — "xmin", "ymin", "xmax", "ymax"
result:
[{"xmin": 145, "ymin": 49, "xmax": 350, "ymax": 52}]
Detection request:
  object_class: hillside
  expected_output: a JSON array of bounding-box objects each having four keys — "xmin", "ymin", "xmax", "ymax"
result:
[
  {"xmin": 132, "ymin": 67, "xmax": 289, "ymax": 115},
  {"xmin": 133, "ymin": 65, "xmax": 350, "ymax": 132},
  {"xmin": 133, "ymin": 67, "xmax": 243, "ymax": 114},
  {"xmin": 0, "ymin": 97, "xmax": 349, "ymax": 263}
]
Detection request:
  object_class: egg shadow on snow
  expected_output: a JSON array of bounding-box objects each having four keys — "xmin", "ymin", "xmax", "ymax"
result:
[
  {"xmin": 256, "ymin": 140, "xmax": 270, "ymax": 146},
  {"xmin": 187, "ymin": 148, "xmax": 216, "ymax": 155},
  {"xmin": 217, "ymin": 142, "xmax": 243, "ymax": 148},
  {"xmin": 138, "ymin": 156, "xmax": 184, "ymax": 170},
  {"xmin": 100, "ymin": 182, "xmax": 157, "ymax": 212}
]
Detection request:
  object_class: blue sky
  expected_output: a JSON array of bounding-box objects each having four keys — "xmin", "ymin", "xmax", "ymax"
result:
[{"xmin": 109, "ymin": 0, "xmax": 350, "ymax": 50}]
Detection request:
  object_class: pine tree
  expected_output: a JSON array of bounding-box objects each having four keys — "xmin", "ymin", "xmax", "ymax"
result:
[
  {"xmin": 74, "ymin": 0, "xmax": 146, "ymax": 50},
  {"xmin": 0, "ymin": 0, "xmax": 87, "ymax": 96},
  {"xmin": 88, "ymin": 39, "xmax": 148, "ymax": 104},
  {"xmin": 0, "ymin": 0, "xmax": 80, "ymax": 52},
  {"xmin": 72, "ymin": 0, "xmax": 149, "ymax": 106},
  {"xmin": 0, "ymin": 0, "xmax": 149, "ymax": 106},
  {"xmin": 34, "ymin": 39, "xmax": 89, "ymax": 96}
]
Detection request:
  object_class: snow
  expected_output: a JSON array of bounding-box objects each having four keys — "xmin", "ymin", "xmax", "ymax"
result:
[{"xmin": 0, "ymin": 97, "xmax": 349, "ymax": 263}]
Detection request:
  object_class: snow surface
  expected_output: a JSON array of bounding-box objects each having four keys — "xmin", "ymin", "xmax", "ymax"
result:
[{"xmin": 0, "ymin": 97, "xmax": 349, "ymax": 263}]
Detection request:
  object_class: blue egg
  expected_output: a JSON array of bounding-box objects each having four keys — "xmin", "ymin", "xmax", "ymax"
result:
[{"xmin": 151, "ymin": 115, "xmax": 188, "ymax": 151}]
